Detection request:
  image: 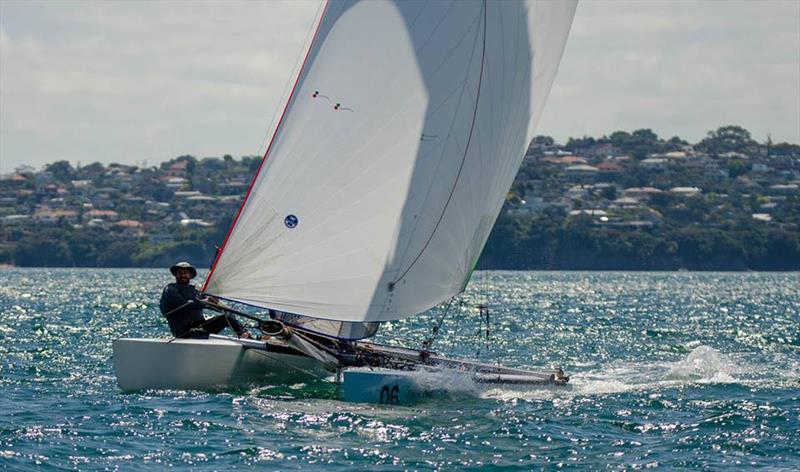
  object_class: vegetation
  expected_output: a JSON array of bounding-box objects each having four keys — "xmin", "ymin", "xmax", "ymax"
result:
[
  {"xmin": 481, "ymin": 207, "xmax": 800, "ymax": 270},
  {"xmin": 1, "ymin": 125, "xmax": 798, "ymax": 270}
]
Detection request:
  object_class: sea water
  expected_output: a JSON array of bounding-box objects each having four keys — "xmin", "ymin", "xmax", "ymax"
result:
[{"xmin": 0, "ymin": 269, "xmax": 798, "ymax": 470}]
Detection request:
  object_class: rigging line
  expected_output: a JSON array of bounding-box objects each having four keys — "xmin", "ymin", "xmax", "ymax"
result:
[
  {"xmin": 389, "ymin": 0, "xmax": 488, "ymax": 290},
  {"xmin": 452, "ymin": 299, "xmax": 465, "ymax": 346},
  {"xmin": 421, "ymin": 295, "xmax": 456, "ymax": 353}
]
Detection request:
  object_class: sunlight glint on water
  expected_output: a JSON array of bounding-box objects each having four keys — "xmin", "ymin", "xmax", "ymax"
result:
[{"xmin": 0, "ymin": 269, "xmax": 798, "ymax": 469}]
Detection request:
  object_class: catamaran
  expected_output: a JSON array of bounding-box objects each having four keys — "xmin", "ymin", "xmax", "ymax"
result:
[{"xmin": 114, "ymin": 0, "xmax": 578, "ymax": 403}]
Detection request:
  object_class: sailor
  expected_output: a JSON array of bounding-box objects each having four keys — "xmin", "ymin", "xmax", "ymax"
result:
[{"xmin": 159, "ymin": 261, "xmax": 251, "ymax": 339}]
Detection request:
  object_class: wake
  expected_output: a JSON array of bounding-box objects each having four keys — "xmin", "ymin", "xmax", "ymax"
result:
[{"xmin": 483, "ymin": 345, "xmax": 746, "ymax": 401}]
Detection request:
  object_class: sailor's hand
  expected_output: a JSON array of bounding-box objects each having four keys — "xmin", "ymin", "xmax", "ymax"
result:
[
  {"xmin": 197, "ymin": 293, "xmax": 220, "ymax": 305},
  {"xmin": 200, "ymin": 295, "xmax": 222, "ymax": 306}
]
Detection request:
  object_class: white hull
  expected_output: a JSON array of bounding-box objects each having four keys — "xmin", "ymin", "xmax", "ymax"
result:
[
  {"xmin": 113, "ymin": 334, "xmax": 568, "ymax": 403},
  {"xmin": 113, "ymin": 335, "xmax": 329, "ymax": 391}
]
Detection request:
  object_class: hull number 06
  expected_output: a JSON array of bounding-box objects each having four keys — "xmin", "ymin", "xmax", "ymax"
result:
[{"xmin": 379, "ymin": 385, "xmax": 400, "ymax": 404}]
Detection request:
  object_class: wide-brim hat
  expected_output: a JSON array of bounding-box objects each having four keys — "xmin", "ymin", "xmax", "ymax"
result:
[{"xmin": 170, "ymin": 261, "xmax": 197, "ymax": 278}]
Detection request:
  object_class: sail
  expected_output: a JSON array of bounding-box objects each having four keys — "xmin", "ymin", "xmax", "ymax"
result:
[
  {"xmin": 270, "ymin": 310, "xmax": 379, "ymax": 340},
  {"xmin": 204, "ymin": 0, "xmax": 577, "ymax": 322}
]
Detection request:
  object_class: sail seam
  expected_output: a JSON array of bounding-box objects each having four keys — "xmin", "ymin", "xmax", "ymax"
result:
[{"xmin": 389, "ymin": 0, "xmax": 488, "ymax": 290}]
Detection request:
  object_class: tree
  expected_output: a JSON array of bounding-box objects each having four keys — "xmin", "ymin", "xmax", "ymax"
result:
[
  {"xmin": 667, "ymin": 136, "xmax": 689, "ymax": 148},
  {"xmin": 608, "ymin": 131, "xmax": 632, "ymax": 148},
  {"xmin": 16, "ymin": 235, "xmax": 72, "ymax": 266},
  {"xmin": 770, "ymin": 142, "xmax": 800, "ymax": 157},
  {"xmin": 176, "ymin": 155, "xmax": 197, "ymax": 174},
  {"xmin": 45, "ymin": 160, "xmax": 76, "ymax": 181},
  {"xmin": 600, "ymin": 186, "xmax": 618, "ymax": 201},
  {"xmin": 632, "ymin": 128, "xmax": 659, "ymax": 142},
  {"xmin": 727, "ymin": 159, "xmax": 751, "ymax": 178},
  {"xmin": 565, "ymin": 136, "xmax": 596, "ymax": 152},
  {"xmin": 629, "ymin": 129, "xmax": 661, "ymax": 159},
  {"xmin": 696, "ymin": 125, "xmax": 756, "ymax": 155},
  {"xmin": 607, "ymin": 129, "xmax": 662, "ymax": 159},
  {"xmin": 78, "ymin": 162, "xmax": 105, "ymax": 179}
]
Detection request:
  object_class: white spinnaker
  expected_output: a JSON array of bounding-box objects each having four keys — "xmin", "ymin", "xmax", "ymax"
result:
[{"xmin": 205, "ymin": 0, "xmax": 577, "ymax": 322}]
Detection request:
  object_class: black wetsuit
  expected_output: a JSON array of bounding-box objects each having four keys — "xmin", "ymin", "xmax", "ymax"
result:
[{"xmin": 159, "ymin": 283, "xmax": 244, "ymax": 338}]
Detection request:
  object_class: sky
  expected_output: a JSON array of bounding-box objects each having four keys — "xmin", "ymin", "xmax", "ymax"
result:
[{"xmin": 1, "ymin": 0, "xmax": 798, "ymax": 173}]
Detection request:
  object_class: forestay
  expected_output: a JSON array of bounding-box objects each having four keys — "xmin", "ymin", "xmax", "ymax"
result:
[{"xmin": 204, "ymin": 0, "xmax": 577, "ymax": 322}]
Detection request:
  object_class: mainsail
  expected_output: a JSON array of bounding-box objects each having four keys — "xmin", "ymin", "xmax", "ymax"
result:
[{"xmin": 204, "ymin": 0, "xmax": 577, "ymax": 323}]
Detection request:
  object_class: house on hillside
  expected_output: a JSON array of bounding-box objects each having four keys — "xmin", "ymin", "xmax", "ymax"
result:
[
  {"xmin": 165, "ymin": 177, "xmax": 188, "ymax": 189},
  {"xmin": 585, "ymin": 143, "xmax": 622, "ymax": 159},
  {"xmin": 84, "ymin": 209, "xmax": 119, "ymax": 221},
  {"xmin": 565, "ymin": 164, "xmax": 599, "ymax": 182},
  {"xmin": 33, "ymin": 209, "xmax": 79, "ymax": 224},
  {"xmin": 173, "ymin": 190, "xmax": 203, "ymax": 198},
  {"xmin": 1, "ymin": 174, "xmax": 28, "ymax": 187},
  {"xmin": 180, "ymin": 218, "xmax": 213, "ymax": 227},
  {"xmin": 610, "ymin": 196, "xmax": 641, "ymax": 210},
  {"xmin": 569, "ymin": 209, "xmax": 608, "ymax": 219},
  {"xmin": 669, "ymin": 187, "xmax": 702, "ymax": 197},
  {"xmin": 166, "ymin": 160, "xmax": 189, "ymax": 178},
  {"xmin": 768, "ymin": 183, "xmax": 799, "ymax": 195},
  {"xmin": 623, "ymin": 187, "xmax": 663, "ymax": 201},
  {"xmin": 640, "ymin": 158, "xmax": 667, "ymax": 170},
  {"xmin": 542, "ymin": 155, "xmax": 587, "ymax": 166},
  {"xmin": 595, "ymin": 160, "xmax": 623, "ymax": 180},
  {"xmin": 114, "ymin": 219, "xmax": 146, "ymax": 238}
]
